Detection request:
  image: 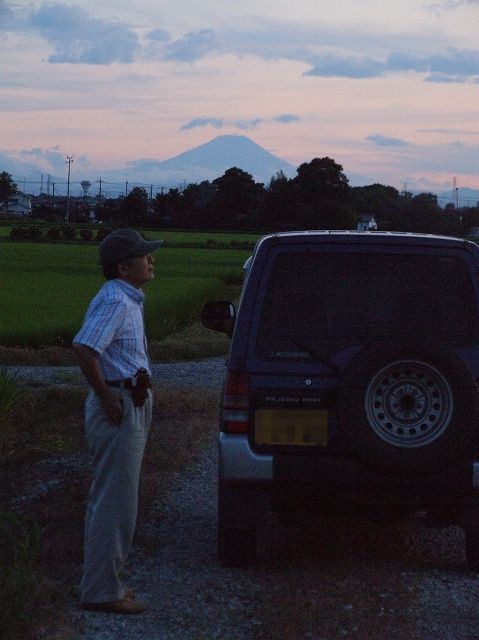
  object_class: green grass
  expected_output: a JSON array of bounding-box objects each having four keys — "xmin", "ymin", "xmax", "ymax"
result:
[
  {"xmin": 146, "ymin": 229, "xmax": 260, "ymax": 244},
  {"xmin": 0, "ymin": 242, "xmax": 249, "ymax": 347},
  {"xmin": 0, "ymin": 370, "xmax": 20, "ymax": 451},
  {"xmin": 0, "ymin": 224, "xmax": 260, "ymax": 245},
  {"xmin": 0, "ymin": 510, "xmax": 41, "ymax": 639}
]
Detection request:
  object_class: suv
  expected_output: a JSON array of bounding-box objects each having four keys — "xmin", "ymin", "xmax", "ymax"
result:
[{"xmin": 201, "ymin": 231, "xmax": 479, "ymax": 569}]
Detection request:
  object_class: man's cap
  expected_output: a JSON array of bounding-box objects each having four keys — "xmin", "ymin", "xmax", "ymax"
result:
[{"xmin": 99, "ymin": 228, "xmax": 162, "ymax": 266}]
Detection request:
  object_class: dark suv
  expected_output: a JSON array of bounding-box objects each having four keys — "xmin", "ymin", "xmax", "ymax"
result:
[{"xmin": 201, "ymin": 231, "xmax": 479, "ymax": 568}]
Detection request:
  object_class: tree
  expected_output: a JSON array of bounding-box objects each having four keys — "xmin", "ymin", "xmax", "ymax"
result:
[
  {"xmin": 350, "ymin": 183, "xmax": 402, "ymax": 229},
  {"xmin": 95, "ymin": 198, "xmax": 121, "ymax": 226},
  {"xmin": 120, "ymin": 186, "xmax": 149, "ymax": 225},
  {"xmin": 179, "ymin": 181, "xmax": 216, "ymax": 228},
  {"xmin": 0, "ymin": 172, "xmax": 18, "ymax": 201},
  {"xmin": 402, "ymin": 192, "xmax": 440, "ymax": 233},
  {"xmin": 211, "ymin": 167, "xmax": 264, "ymax": 229},
  {"xmin": 293, "ymin": 157, "xmax": 353, "ymax": 229},
  {"xmin": 154, "ymin": 188, "xmax": 183, "ymax": 227},
  {"xmin": 260, "ymin": 171, "xmax": 297, "ymax": 231}
]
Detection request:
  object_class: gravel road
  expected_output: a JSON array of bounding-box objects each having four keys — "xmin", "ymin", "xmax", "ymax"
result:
[
  {"xmin": 5, "ymin": 356, "xmax": 228, "ymax": 391},
  {"xmin": 9, "ymin": 359, "xmax": 479, "ymax": 639},
  {"xmin": 74, "ymin": 429, "xmax": 479, "ymax": 640}
]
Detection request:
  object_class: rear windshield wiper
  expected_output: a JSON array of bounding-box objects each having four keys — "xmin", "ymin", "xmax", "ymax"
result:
[
  {"xmin": 284, "ymin": 332, "xmax": 341, "ymax": 376},
  {"xmin": 279, "ymin": 284, "xmax": 341, "ymax": 376}
]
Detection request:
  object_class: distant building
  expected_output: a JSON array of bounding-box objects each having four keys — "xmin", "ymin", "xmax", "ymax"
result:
[
  {"xmin": 357, "ymin": 214, "xmax": 378, "ymax": 232},
  {"xmin": 0, "ymin": 192, "xmax": 32, "ymax": 216}
]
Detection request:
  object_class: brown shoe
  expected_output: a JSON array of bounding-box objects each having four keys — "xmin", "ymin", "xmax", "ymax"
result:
[{"xmin": 81, "ymin": 598, "xmax": 147, "ymax": 615}]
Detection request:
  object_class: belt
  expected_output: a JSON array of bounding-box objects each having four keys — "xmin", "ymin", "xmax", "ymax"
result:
[
  {"xmin": 106, "ymin": 373, "xmax": 152, "ymax": 389},
  {"xmin": 105, "ymin": 371, "xmax": 151, "ymax": 407},
  {"xmin": 106, "ymin": 379, "xmax": 134, "ymax": 389}
]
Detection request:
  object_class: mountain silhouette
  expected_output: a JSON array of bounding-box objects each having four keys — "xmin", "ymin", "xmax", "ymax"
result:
[{"xmin": 123, "ymin": 135, "xmax": 296, "ymax": 186}]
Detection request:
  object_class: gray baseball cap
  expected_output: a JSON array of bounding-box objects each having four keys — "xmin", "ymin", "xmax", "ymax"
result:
[{"xmin": 99, "ymin": 228, "xmax": 162, "ymax": 266}]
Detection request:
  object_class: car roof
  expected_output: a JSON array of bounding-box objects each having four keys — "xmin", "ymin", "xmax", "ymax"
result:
[{"xmin": 253, "ymin": 230, "xmax": 476, "ymax": 252}]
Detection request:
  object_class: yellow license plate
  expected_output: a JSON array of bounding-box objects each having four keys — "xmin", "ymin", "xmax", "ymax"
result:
[{"xmin": 255, "ymin": 409, "xmax": 328, "ymax": 446}]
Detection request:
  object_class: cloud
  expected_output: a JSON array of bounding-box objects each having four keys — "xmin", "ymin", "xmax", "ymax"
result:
[
  {"xmin": 301, "ymin": 47, "xmax": 479, "ymax": 80},
  {"xmin": 366, "ymin": 135, "xmax": 410, "ymax": 147},
  {"xmin": 418, "ymin": 128, "xmax": 479, "ymax": 134},
  {"xmin": 424, "ymin": 74, "xmax": 467, "ymax": 83},
  {"xmin": 144, "ymin": 20, "xmax": 477, "ymax": 82},
  {"xmin": 0, "ymin": 0, "xmax": 13, "ymax": 29},
  {"xmin": 28, "ymin": 3, "xmax": 139, "ymax": 64},
  {"xmin": 160, "ymin": 29, "xmax": 218, "ymax": 63},
  {"xmin": 437, "ymin": 48, "xmax": 479, "ymax": 75},
  {"xmin": 180, "ymin": 118, "xmax": 224, "ymax": 131},
  {"xmin": 388, "ymin": 48, "xmax": 479, "ymax": 76},
  {"xmin": 18, "ymin": 147, "xmax": 89, "ymax": 173},
  {"xmin": 234, "ymin": 119, "xmax": 263, "ymax": 130},
  {"xmin": 273, "ymin": 114, "xmax": 301, "ymax": 123},
  {"xmin": 304, "ymin": 48, "xmax": 479, "ymax": 82},
  {"xmin": 304, "ymin": 54, "xmax": 386, "ymax": 79},
  {"xmin": 5, "ymin": 4, "xmax": 479, "ymax": 82},
  {"xmin": 428, "ymin": 0, "xmax": 479, "ymax": 12},
  {"xmin": 179, "ymin": 114, "xmax": 301, "ymax": 131},
  {"xmin": 0, "ymin": 0, "xmax": 11, "ymax": 18},
  {"xmin": 20, "ymin": 146, "xmax": 66, "ymax": 170},
  {"xmin": 146, "ymin": 28, "xmax": 171, "ymax": 43}
]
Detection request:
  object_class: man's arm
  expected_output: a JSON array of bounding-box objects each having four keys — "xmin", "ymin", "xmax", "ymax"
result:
[{"xmin": 72, "ymin": 343, "xmax": 124, "ymax": 426}]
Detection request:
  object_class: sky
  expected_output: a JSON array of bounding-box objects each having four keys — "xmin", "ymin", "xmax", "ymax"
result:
[{"xmin": 1, "ymin": 0, "xmax": 479, "ymax": 197}]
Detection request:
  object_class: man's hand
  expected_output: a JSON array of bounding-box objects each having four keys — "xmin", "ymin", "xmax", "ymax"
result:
[
  {"xmin": 73, "ymin": 343, "xmax": 124, "ymax": 426},
  {"xmin": 98, "ymin": 388, "xmax": 124, "ymax": 426}
]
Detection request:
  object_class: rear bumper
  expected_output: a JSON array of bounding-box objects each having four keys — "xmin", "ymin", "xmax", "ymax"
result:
[
  {"xmin": 219, "ymin": 432, "xmax": 479, "ymax": 496},
  {"xmin": 219, "ymin": 433, "xmax": 273, "ymax": 482}
]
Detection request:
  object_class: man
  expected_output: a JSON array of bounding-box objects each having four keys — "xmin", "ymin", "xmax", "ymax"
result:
[{"xmin": 73, "ymin": 228, "xmax": 162, "ymax": 615}]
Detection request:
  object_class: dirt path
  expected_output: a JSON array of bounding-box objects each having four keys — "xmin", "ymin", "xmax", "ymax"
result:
[
  {"xmin": 76, "ymin": 431, "xmax": 479, "ymax": 640},
  {"xmin": 5, "ymin": 359, "xmax": 479, "ymax": 638}
]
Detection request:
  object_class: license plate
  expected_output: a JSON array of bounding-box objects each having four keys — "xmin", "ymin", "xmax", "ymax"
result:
[{"xmin": 255, "ymin": 408, "xmax": 328, "ymax": 446}]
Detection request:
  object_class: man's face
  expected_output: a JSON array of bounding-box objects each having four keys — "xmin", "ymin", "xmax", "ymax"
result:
[{"xmin": 118, "ymin": 253, "xmax": 155, "ymax": 288}]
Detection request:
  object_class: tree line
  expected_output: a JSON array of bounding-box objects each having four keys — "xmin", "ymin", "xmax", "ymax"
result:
[{"xmin": 2, "ymin": 160, "xmax": 479, "ymax": 236}]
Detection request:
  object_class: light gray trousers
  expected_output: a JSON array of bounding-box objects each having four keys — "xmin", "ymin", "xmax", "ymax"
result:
[{"xmin": 80, "ymin": 387, "xmax": 152, "ymax": 603}]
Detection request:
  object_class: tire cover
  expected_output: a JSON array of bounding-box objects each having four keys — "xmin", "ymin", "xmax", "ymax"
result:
[{"xmin": 336, "ymin": 342, "xmax": 478, "ymax": 476}]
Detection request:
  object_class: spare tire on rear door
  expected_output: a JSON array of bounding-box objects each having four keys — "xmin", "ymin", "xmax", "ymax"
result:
[{"xmin": 337, "ymin": 343, "xmax": 478, "ymax": 477}]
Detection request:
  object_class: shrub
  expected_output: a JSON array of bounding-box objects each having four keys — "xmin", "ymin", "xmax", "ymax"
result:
[
  {"xmin": 60, "ymin": 224, "xmax": 76, "ymax": 241},
  {"xmin": 96, "ymin": 227, "xmax": 112, "ymax": 242},
  {"xmin": 9, "ymin": 226, "xmax": 44, "ymax": 241},
  {"xmin": 229, "ymin": 239, "xmax": 253, "ymax": 250},
  {"xmin": 46, "ymin": 227, "xmax": 61, "ymax": 241},
  {"xmin": 79, "ymin": 228, "xmax": 93, "ymax": 241},
  {"xmin": 28, "ymin": 226, "xmax": 42, "ymax": 240},
  {"xmin": 9, "ymin": 226, "xmax": 30, "ymax": 241}
]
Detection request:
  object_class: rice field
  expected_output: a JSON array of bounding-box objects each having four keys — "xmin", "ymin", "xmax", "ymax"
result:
[
  {"xmin": 0, "ymin": 224, "xmax": 259, "ymax": 246},
  {"xmin": 0, "ymin": 241, "xmax": 251, "ymax": 347}
]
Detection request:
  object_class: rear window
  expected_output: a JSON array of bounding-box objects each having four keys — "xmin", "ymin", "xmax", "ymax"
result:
[{"xmin": 256, "ymin": 251, "xmax": 479, "ymax": 360}]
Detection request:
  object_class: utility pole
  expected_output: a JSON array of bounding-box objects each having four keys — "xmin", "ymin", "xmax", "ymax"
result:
[{"xmin": 65, "ymin": 155, "xmax": 73, "ymax": 222}]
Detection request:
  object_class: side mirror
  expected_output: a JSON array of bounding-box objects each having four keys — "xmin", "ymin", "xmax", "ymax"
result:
[{"xmin": 201, "ymin": 301, "xmax": 236, "ymax": 337}]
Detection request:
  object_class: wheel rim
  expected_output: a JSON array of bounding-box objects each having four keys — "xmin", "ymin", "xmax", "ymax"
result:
[{"xmin": 365, "ymin": 360, "xmax": 453, "ymax": 449}]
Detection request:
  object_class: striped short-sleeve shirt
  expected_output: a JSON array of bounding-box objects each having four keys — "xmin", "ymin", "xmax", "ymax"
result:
[{"xmin": 73, "ymin": 279, "xmax": 150, "ymax": 381}]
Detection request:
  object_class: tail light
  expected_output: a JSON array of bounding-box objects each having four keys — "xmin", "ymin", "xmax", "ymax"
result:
[{"xmin": 221, "ymin": 372, "xmax": 250, "ymax": 433}]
